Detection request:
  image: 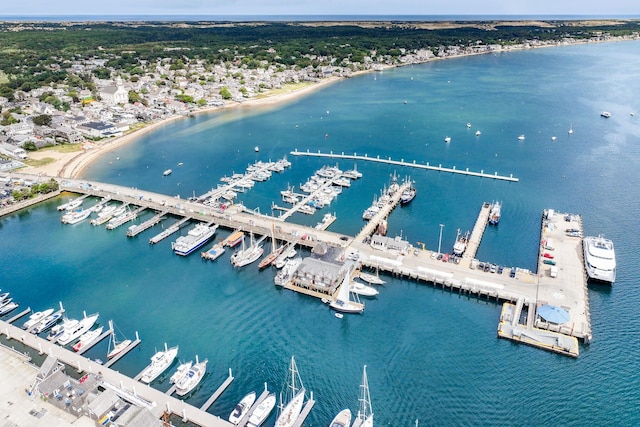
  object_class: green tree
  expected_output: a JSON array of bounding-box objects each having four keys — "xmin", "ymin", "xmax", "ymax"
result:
[
  {"xmin": 128, "ymin": 90, "xmax": 141, "ymax": 104},
  {"xmin": 220, "ymin": 87, "xmax": 232, "ymax": 100},
  {"xmin": 23, "ymin": 141, "xmax": 37, "ymax": 151},
  {"xmin": 197, "ymin": 98, "xmax": 207, "ymax": 107},
  {"xmin": 32, "ymin": 114, "xmax": 52, "ymax": 127}
]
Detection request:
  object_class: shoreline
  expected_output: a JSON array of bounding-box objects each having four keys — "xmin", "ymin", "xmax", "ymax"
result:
[{"xmin": 19, "ymin": 36, "xmax": 635, "ymax": 179}]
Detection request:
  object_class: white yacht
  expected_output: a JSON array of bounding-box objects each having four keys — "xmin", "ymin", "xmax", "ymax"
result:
[
  {"xmin": 229, "ymin": 391, "xmax": 257, "ymax": 425},
  {"xmin": 140, "ymin": 345, "xmax": 179, "ymax": 384},
  {"xmin": 72, "ymin": 326, "xmax": 104, "ymax": 352},
  {"xmin": 61, "ymin": 209, "xmax": 92, "ymax": 224},
  {"xmin": 175, "ymin": 358, "xmax": 207, "ymax": 396},
  {"xmin": 274, "ymin": 257, "xmax": 302, "ymax": 287},
  {"xmin": 172, "ymin": 224, "xmax": 218, "ymax": 256},
  {"xmin": 48, "ymin": 317, "xmax": 79, "ymax": 341},
  {"xmin": 170, "ymin": 361, "xmax": 192, "ymax": 384},
  {"xmin": 349, "ymin": 280, "xmax": 379, "ymax": 297},
  {"xmin": 247, "ymin": 393, "xmax": 276, "ymax": 427},
  {"xmin": 22, "ymin": 308, "xmax": 54, "ymax": 331},
  {"xmin": 329, "ymin": 409, "xmax": 352, "ymax": 427},
  {"xmin": 57, "ymin": 313, "xmax": 99, "ymax": 346},
  {"xmin": 583, "ymin": 235, "xmax": 616, "ymax": 283}
]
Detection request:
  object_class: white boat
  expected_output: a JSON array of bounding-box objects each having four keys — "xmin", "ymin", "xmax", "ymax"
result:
[
  {"xmin": 568, "ymin": 124, "xmax": 573, "ymax": 134},
  {"xmin": 354, "ymin": 365, "xmax": 374, "ymax": 427},
  {"xmin": 22, "ymin": 308, "xmax": 54, "ymax": 331},
  {"xmin": 475, "ymin": 130, "xmax": 481, "ymax": 136},
  {"xmin": 444, "ymin": 136, "xmax": 451, "ymax": 143},
  {"xmin": 172, "ymin": 223, "xmax": 218, "ymax": 256},
  {"xmin": 201, "ymin": 242, "xmax": 226, "ymax": 261},
  {"xmin": 48, "ymin": 317, "xmax": 79, "ymax": 341},
  {"xmin": 175, "ymin": 357, "xmax": 207, "ymax": 396},
  {"xmin": 57, "ymin": 313, "xmax": 99, "ymax": 346},
  {"xmin": 518, "ymin": 134, "xmax": 525, "ymax": 141},
  {"xmin": 0, "ymin": 301, "xmax": 18, "ymax": 316},
  {"xmin": 61, "ymin": 208, "xmax": 92, "ymax": 224},
  {"xmin": 163, "ymin": 169, "xmax": 173, "ymax": 176},
  {"xmin": 330, "ymin": 408, "xmax": 352, "ymax": 427},
  {"xmin": 274, "ymin": 243, "xmax": 296, "ymax": 269},
  {"xmin": 488, "ymin": 201, "xmax": 501, "ymax": 225},
  {"xmin": 330, "ymin": 267, "xmax": 364, "ymax": 314},
  {"xmin": 247, "ymin": 393, "xmax": 276, "ymax": 427},
  {"xmin": 358, "ymin": 270, "xmax": 385, "ymax": 285},
  {"xmin": 601, "ymin": 111, "xmax": 612, "ymax": 118},
  {"xmin": 31, "ymin": 307, "xmax": 65, "ymax": 334},
  {"xmin": 452, "ymin": 229, "xmax": 470, "ymax": 256},
  {"xmin": 107, "ymin": 325, "xmax": 132, "ymax": 359},
  {"xmin": 57, "ymin": 197, "xmax": 83, "ymax": 211},
  {"xmin": 140, "ymin": 344, "xmax": 179, "ymax": 383},
  {"xmin": 275, "ymin": 356, "xmax": 306, "ymax": 427},
  {"xmin": 274, "ymin": 257, "xmax": 302, "ymax": 287},
  {"xmin": 229, "ymin": 391, "xmax": 257, "ymax": 425},
  {"xmin": 583, "ymin": 235, "xmax": 616, "ymax": 284},
  {"xmin": 349, "ymin": 280, "xmax": 379, "ymax": 297},
  {"xmin": 230, "ymin": 233, "xmax": 265, "ymax": 268},
  {"xmin": 72, "ymin": 326, "xmax": 104, "ymax": 352},
  {"xmin": 170, "ymin": 360, "xmax": 192, "ymax": 384}
]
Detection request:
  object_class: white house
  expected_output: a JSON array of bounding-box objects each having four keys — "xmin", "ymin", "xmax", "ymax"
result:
[{"xmin": 100, "ymin": 84, "xmax": 128, "ymax": 106}]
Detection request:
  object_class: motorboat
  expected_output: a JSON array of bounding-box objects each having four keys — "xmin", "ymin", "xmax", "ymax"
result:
[
  {"xmin": 358, "ymin": 270, "xmax": 385, "ymax": 285},
  {"xmin": 349, "ymin": 280, "xmax": 379, "ymax": 297},
  {"xmin": 172, "ymin": 223, "xmax": 218, "ymax": 256},
  {"xmin": 601, "ymin": 111, "xmax": 611, "ymax": 118},
  {"xmin": 175, "ymin": 358, "xmax": 207, "ymax": 396},
  {"xmin": 329, "ymin": 409, "xmax": 352, "ymax": 427},
  {"xmin": 61, "ymin": 208, "xmax": 92, "ymax": 224},
  {"xmin": 163, "ymin": 169, "xmax": 173, "ymax": 176},
  {"xmin": 274, "ymin": 356, "xmax": 306, "ymax": 427},
  {"xmin": 583, "ymin": 235, "xmax": 616, "ymax": 283},
  {"xmin": 31, "ymin": 309, "xmax": 65, "ymax": 334},
  {"xmin": 488, "ymin": 201, "xmax": 501, "ymax": 225},
  {"xmin": 57, "ymin": 313, "xmax": 99, "ymax": 346},
  {"xmin": 229, "ymin": 391, "xmax": 257, "ymax": 425},
  {"xmin": 0, "ymin": 292, "xmax": 9, "ymax": 303},
  {"xmin": 274, "ymin": 257, "xmax": 302, "ymax": 287},
  {"xmin": 225, "ymin": 230, "xmax": 245, "ymax": 248},
  {"xmin": 48, "ymin": 317, "xmax": 79, "ymax": 341},
  {"xmin": 170, "ymin": 361, "xmax": 192, "ymax": 384},
  {"xmin": 518, "ymin": 134, "xmax": 525, "ymax": 140},
  {"xmin": 274, "ymin": 243, "xmax": 296, "ymax": 269},
  {"xmin": 140, "ymin": 344, "xmax": 179, "ymax": 383},
  {"xmin": 247, "ymin": 393, "xmax": 276, "ymax": 427},
  {"xmin": 22, "ymin": 308, "xmax": 54, "ymax": 331},
  {"xmin": 475, "ymin": 130, "xmax": 482, "ymax": 136},
  {"xmin": 72, "ymin": 326, "xmax": 104, "ymax": 352},
  {"xmin": 444, "ymin": 136, "xmax": 451, "ymax": 143},
  {"xmin": 57, "ymin": 197, "xmax": 83, "ymax": 211},
  {"xmin": 0, "ymin": 301, "xmax": 18, "ymax": 316}
]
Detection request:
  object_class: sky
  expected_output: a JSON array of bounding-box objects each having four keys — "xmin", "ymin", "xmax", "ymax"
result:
[{"xmin": 2, "ymin": 0, "xmax": 638, "ymax": 17}]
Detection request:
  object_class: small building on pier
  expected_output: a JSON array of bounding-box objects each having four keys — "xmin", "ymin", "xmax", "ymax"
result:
[
  {"xmin": 292, "ymin": 258, "xmax": 347, "ymax": 296},
  {"xmin": 370, "ymin": 234, "xmax": 411, "ymax": 254}
]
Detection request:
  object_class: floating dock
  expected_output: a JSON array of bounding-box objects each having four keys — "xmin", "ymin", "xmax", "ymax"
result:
[
  {"xmin": 149, "ymin": 217, "xmax": 191, "ymax": 244},
  {"xmin": 200, "ymin": 369, "xmax": 234, "ymax": 411},
  {"xmin": 126, "ymin": 210, "xmax": 168, "ymax": 237},
  {"xmin": 237, "ymin": 386, "xmax": 270, "ymax": 427},
  {"xmin": 77, "ymin": 324, "xmax": 114, "ymax": 355},
  {"xmin": 290, "ymin": 149, "xmax": 519, "ymax": 182},
  {"xmin": 104, "ymin": 332, "xmax": 141, "ymax": 368},
  {"xmin": 292, "ymin": 394, "xmax": 315, "ymax": 427},
  {"xmin": 6, "ymin": 307, "xmax": 31, "ymax": 324}
]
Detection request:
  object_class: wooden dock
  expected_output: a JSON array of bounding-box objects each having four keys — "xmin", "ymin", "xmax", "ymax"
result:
[
  {"xmin": 463, "ymin": 202, "xmax": 491, "ymax": 262},
  {"xmin": 200, "ymin": 369, "xmax": 234, "ymax": 411},
  {"xmin": 290, "ymin": 149, "xmax": 519, "ymax": 182},
  {"xmin": 126, "ymin": 210, "xmax": 168, "ymax": 237}
]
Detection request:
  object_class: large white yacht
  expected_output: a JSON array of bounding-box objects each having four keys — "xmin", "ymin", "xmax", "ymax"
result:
[
  {"xmin": 172, "ymin": 224, "xmax": 218, "ymax": 256},
  {"xmin": 140, "ymin": 345, "xmax": 179, "ymax": 384},
  {"xmin": 583, "ymin": 235, "xmax": 616, "ymax": 283}
]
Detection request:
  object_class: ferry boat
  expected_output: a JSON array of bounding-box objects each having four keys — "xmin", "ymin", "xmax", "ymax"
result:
[
  {"xmin": 175, "ymin": 358, "xmax": 207, "ymax": 396},
  {"xmin": 22, "ymin": 308, "xmax": 54, "ymax": 331},
  {"xmin": 488, "ymin": 201, "xmax": 501, "ymax": 225},
  {"xmin": 140, "ymin": 344, "xmax": 179, "ymax": 383},
  {"xmin": 172, "ymin": 224, "xmax": 218, "ymax": 256},
  {"xmin": 583, "ymin": 235, "xmax": 616, "ymax": 284},
  {"xmin": 170, "ymin": 361, "xmax": 192, "ymax": 384},
  {"xmin": 229, "ymin": 391, "xmax": 257, "ymax": 425},
  {"xmin": 247, "ymin": 393, "xmax": 276, "ymax": 427},
  {"xmin": 72, "ymin": 326, "xmax": 104, "ymax": 352},
  {"xmin": 57, "ymin": 313, "xmax": 99, "ymax": 346},
  {"xmin": 329, "ymin": 409, "xmax": 352, "ymax": 427}
]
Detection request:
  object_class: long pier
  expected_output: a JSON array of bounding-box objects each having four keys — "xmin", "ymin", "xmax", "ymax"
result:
[
  {"xmin": 463, "ymin": 202, "xmax": 491, "ymax": 261},
  {"xmin": 290, "ymin": 149, "xmax": 519, "ymax": 182}
]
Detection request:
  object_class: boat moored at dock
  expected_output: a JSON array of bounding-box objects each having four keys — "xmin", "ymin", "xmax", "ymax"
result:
[
  {"xmin": 172, "ymin": 223, "xmax": 218, "ymax": 256},
  {"xmin": 583, "ymin": 235, "xmax": 616, "ymax": 283},
  {"xmin": 22, "ymin": 308, "xmax": 54, "ymax": 331},
  {"xmin": 72, "ymin": 326, "xmax": 104, "ymax": 352},
  {"xmin": 175, "ymin": 358, "xmax": 207, "ymax": 396},
  {"xmin": 488, "ymin": 201, "xmax": 501, "ymax": 225},
  {"xmin": 247, "ymin": 393, "xmax": 276, "ymax": 427},
  {"xmin": 170, "ymin": 360, "xmax": 192, "ymax": 384},
  {"xmin": 275, "ymin": 356, "xmax": 306, "ymax": 427},
  {"xmin": 139, "ymin": 344, "xmax": 179, "ymax": 384},
  {"xmin": 329, "ymin": 408, "xmax": 351, "ymax": 427},
  {"xmin": 228, "ymin": 391, "xmax": 257, "ymax": 425},
  {"xmin": 57, "ymin": 313, "xmax": 99, "ymax": 346}
]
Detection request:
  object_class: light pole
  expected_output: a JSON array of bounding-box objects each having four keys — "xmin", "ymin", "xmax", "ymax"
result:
[{"xmin": 438, "ymin": 224, "xmax": 444, "ymax": 255}]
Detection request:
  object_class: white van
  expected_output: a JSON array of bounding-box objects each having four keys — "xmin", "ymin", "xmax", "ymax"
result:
[{"xmin": 550, "ymin": 266, "xmax": 558, "ymax": 278}]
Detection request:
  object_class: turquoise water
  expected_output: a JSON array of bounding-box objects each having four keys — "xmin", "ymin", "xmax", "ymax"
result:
[{"xmin": 2, "ymin": 41, "xmax": 640, "ymax": 425}]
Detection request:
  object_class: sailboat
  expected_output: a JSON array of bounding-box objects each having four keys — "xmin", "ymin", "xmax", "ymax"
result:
[
  {"xmin": 258, "ymin": 225, "xmax": 283, "ymax": 269},
  {"xmin": 354, "ymin": 365, "xmax": 374, "ymax": 427},
  {"xmin": 230, "ymin": 232, "xmax": 265, "ymax": 268},
  {"xmin": 107, "ymin": 321, "xmax": 132, "ymax": 359},
  {"xmin": 330, "ymin": 265, "xmax": 365, "ymax": 314},
  {"xmin": 275, "ymin": 356, "xmax": 306, "ymax": 427},
  {"xmin": 358, "ymin": 267, "xmax": 385, "ymax": 285}
]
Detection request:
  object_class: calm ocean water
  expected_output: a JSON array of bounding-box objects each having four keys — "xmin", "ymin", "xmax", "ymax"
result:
[{"xmin": 2, "ymin": 41, "xmax": 640, "ymax": 425}]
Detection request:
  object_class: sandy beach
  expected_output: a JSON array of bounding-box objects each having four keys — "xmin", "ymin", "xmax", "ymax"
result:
[{"xmin": 19, "ymin": 76, "xmax": 343, "ymax": 179}]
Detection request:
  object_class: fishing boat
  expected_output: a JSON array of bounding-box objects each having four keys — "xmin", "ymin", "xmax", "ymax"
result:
[
  {"xmin": 230, "ymin": 233, "xmax": 265, "ymax": 268},
  {"xmin": 452, "ymin": 229, "xmax": 470, "ymax": 256},
  {"xmin": 349, "ymin": 280, "xmax": 379, "ymax": 297},
  {"xmin": 583, "ymin": 235, "xmax": 616, "ymax": 284},
  {"xmin": 106, "ymin": 323, "xmax": 131, "ymax": 359},
  {"xmin": 170, "ymin": 360, "xmax": 192, "ymax": 384},
  {"xmin": 488, "ymin": 201, "xmax": 501, "ymax": 225},
  {"xmin": 275, "ymin": 356, "xmax": 306, "ymax": 427},
  {"xmin": 172, "ymin": 223, "xmax": 218, "ymax": 256},
  {"xmin": 329, "ymin": 408, "xmax": 352, "ymax": 427},
  {"xmin": 57, "ymin": 312, "xmax": 99, "ymax": 346},
  {"xmin": 140, "ymin": 344, "xmax": 179, "ymax": 383},
  {"xmin": 229, "ymin": 391, "xmax": 257, "ymax": 425},
  {"xmin": 247, "ymin": 393, "xmax": 276, "ymax": 427},
  {"xmin": 355, "ymin": 365, "xmax": 374, "ymax": 427},
  {"xmin": 274, "ymin": 257, "xmax": 302, "ymax": 287},
  {"xmin": 22, "ymin": 308, "xmax": 54, "ymax": 331},
  {"xmin": 175, "ymin": 357, "xmax": 207, "ymax": 396},
  {"xmin": 330, "ymin": 267, "xmax": 364, "ymax": 314},
  {"xmin": 400, "ymin": 182, "xmax": 416, "ymax": 206},
  {"xmin": 72, "ymin": 326, "xmax": 104, "ymax": 352},
  {"xmin": 201, "ymin": 242, "xmax": 226, "ymax": 261}
]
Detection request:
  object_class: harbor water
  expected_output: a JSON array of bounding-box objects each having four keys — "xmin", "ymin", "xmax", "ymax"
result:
[{"xmin": 2, "ymin": 40, "xmax": 640, "ymax": 425}]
